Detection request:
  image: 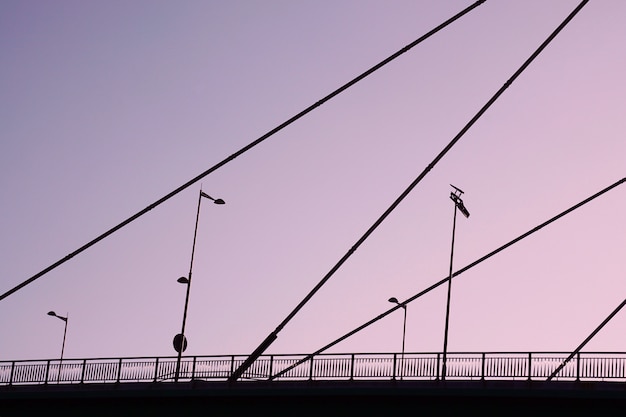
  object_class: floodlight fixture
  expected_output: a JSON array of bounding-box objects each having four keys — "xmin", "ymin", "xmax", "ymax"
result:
[{"xmin": 450, "ymin": 184, "xmax": 470, "ymax": 218}]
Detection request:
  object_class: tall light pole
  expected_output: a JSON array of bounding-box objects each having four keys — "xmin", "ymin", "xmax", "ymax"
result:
[
  {"xmin": 173, "ymin": 189, "xmax": 225, "ymax": 381},
  {"xmin": 47, "ymin": 311, "xmax": 68, "ymax": 382},
  {"xmin": 441, "ymin": 184, "xmax": 470, "ymax": 381},
  {"xmin": 388, "ymin": 297, "xmax": 407, "ymax": 380}
]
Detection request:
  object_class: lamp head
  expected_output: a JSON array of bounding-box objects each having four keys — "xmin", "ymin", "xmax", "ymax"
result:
[
  {"xmin": 177, "ymin": 277, "xmax": 190, "ymax": 284},
  {"xmin": 200, "ymin": 191, "xmax": 225, "ymax": 204},
  {"xmin": 450, "ymin": 187, "xmax": 470, "ymax": 218},
  {"xmin": 47, "ymin": 311, "xmax": 67, "ymax": 321},
  {"xmin": 388, "ymin": 297, "xmax": 406, "ymax": 309}
]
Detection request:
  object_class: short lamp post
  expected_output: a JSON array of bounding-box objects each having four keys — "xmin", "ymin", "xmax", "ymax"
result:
[
  {"xmin": 441, "ymin": 184, "xmax": 470, "ymax": 381},
  {"xmin": 173, "ymin": 189, "xmax": 225, "ymax": 382},
  {"xmin": 388, "ymin": 297, "xmax": 407, "ymax": 380},
  {"xmin": 47, "ymin": 311, "xmax": 68, "ymax": 382}
]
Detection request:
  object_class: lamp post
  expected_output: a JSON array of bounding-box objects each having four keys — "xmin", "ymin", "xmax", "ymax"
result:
[
  {"xmin": 173, "ymin": 189, "xmax": 225, "ymax": 381},
  {"xmin": 47, "ymin": 311, "xmax": 68, "ymax": 382},
  {"xmin": 441, "ymin": 184, "xmax": 470, "ymax": 381},
  {"xmin": 388, "ymin": 297, "xmax": 407, "ymax": 380}
]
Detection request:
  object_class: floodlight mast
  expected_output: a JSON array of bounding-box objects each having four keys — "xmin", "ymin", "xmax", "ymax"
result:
[{"xmin": 442, "ymin": 185, "xmax": 470, "ymax": 380}]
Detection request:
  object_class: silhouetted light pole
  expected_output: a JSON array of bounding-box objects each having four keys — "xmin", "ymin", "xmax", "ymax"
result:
[
  {"xmin": 388, "ymin": 297, "xmax": 407, "ymax": 380},
  {"xmin": 47, "ymin": 311, "xmax": 68, "ymax": 382},
  {"xmin": 174, "ymin": 189, "xmax": 225, "ymax": 381},
  {"xmin": 442, "ymin": 184, "xmax": 470, "ymax": 381}
]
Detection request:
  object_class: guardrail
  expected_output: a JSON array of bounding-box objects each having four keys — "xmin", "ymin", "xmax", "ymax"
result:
[{"xmin": 2, "ymin": 352, "xmax": 626, "ymax": 385}]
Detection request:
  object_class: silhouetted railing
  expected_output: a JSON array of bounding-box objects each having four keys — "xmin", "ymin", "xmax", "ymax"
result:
[{"xmin": 2, "ymin": 352, "xmax": 626, "ymax": 385}]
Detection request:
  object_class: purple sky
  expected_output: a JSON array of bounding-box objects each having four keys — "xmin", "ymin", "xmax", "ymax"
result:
[{"xmin": 1, "ymin": 1, "xmax": 624, "ymax": 362}]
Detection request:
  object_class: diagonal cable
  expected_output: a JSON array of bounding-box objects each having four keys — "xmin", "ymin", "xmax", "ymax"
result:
[
  {"xmin": 271, "ymin": 176, "xmax": 624, "ymax": 380},
  {"xmin": 547, "ymin": 297, "xmax": 626, "ymax": 381},
  {"xmin": 0, "ymin": 0, "xmax": 487, "ymax": 302},
  {"xmin": 229, "ymin": 0, "xmax": 590, "ymax": 383}
]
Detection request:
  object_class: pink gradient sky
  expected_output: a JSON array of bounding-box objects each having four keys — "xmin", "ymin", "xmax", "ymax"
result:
[{"xmin": 1, "ymin": 1, "xmax": 624, "ymax": 362}]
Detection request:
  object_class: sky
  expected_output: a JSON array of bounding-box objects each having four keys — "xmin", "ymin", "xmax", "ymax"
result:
[{"xmin": 1, "ymin": 0, "xmax": 624, "ymax": 363}]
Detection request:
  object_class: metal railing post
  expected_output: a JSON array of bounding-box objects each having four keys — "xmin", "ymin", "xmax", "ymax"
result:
[
  {"xmin": 81, "ymin": 359, "xmax": 87, "ymax": 383},
  {"xmin": 576, "ymin": 352, "xmax": 580, "ymax": 381},
  {"xmin": 392, "ymin": 353, "xmax": 397, "ymax": 380},
  {"xmin": 528, "ymin": 353, "xmax": 532, "ymax": 381},
  {"xmin": 436, "ymin": 353, "xmax": 441, "ymax": 380},
  {"xmin": 481, "ymin": 353, "xmax": 486, "ymax": 380},
  {"xmin": 44, "ymin": 360, "xmax": 50, "ymax": 385},
  {"xmin": 153, "ymin": 358, "xmax": 159, "ymax": 382},
  {"xmin": 309, "ymin": 356, "xmax": 314, "ymax": 381},
  {"xmin": 192, "ymin": 356, "xmax": 197, "ymax": 380},
  {"xmin": 350, "ymin": 354, "xmax": 355, "ymax": 381},
  {"xmin": 116, "ymin": 358, "xmax": 122, "ymax": 383},
  {"xmin": 9, "ymin": 361, "xmax": 16, "ymax": 385}
]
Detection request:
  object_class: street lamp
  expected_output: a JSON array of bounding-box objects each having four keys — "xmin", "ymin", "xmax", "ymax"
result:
[
  {"xmin": 441, "ymin": 184, "xmax": 470, "ymax": 381},
  {"xmin": 47, "ymin": 310, "xmax": 68, "ymax": 382},
  {"xmin": 173, "ymin": 189, "xmax": 225, "ymax": 381},
  {"xmin": 388, "ymin": 297, "xmax": 407, "ymax": 380}
]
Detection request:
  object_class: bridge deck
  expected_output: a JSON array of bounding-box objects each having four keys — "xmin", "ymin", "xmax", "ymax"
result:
[{"xmin": 2, "ymin": 379, "xmax": 626, "ymax": 416}]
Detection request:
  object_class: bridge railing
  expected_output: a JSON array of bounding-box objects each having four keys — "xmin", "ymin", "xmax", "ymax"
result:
[{"xmin": 2, "ymin": 352, "xmax": 626, "ymax": 385}]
